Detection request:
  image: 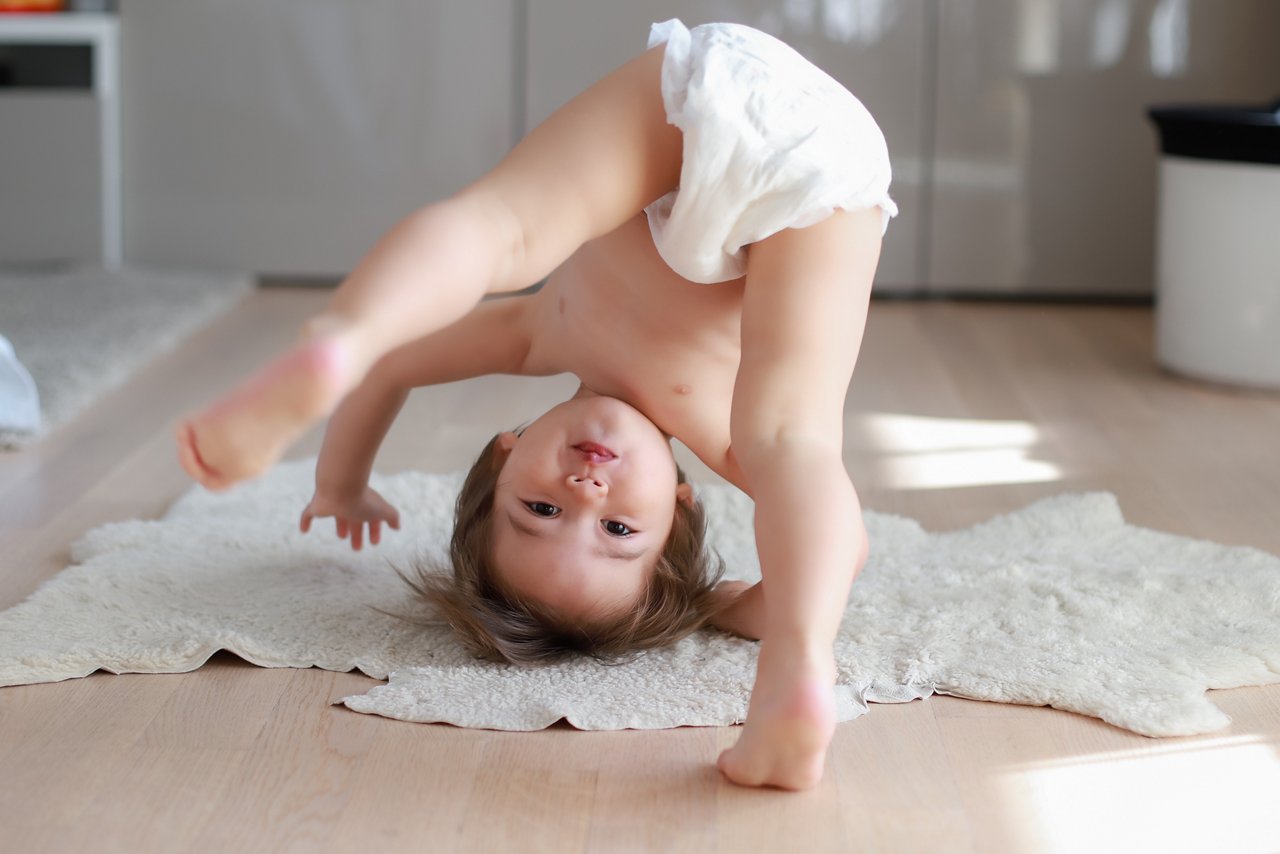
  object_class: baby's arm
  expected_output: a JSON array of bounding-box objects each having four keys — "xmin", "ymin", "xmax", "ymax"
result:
[
  {"xmin": 707, "ymin": 580, "xmax": 765, "ymax": 640},
  {"xmin": 716, "ymin": 206, "xmax": 883, "ymax": 790},
  {"xmin": 301, "ymin": 296, "xmax": 534, "ymax": 548},
  {"xmin": 299, "ymin": 371, "xmax": 409, "ymax": 549}
]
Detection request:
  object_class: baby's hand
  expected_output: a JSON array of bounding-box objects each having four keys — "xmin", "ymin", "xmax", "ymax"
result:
[
  {"xmin": 300, "ymin": 485, "xmax": 401, "ymax": 550},
  {"xmin": 707, "ymin": 580, "xmax": 765, "ymax": 640}
]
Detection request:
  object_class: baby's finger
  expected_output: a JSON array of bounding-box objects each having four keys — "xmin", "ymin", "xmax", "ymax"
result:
[
  {"xmin": 389, "ymin": 510, "xmax": 401, "ymax": 530},
  {"xmin": 351, "ymin": 523, "xmax": 364, "ymax": 551},
  {"xmin": 300, "ymin": 511, "xmax": 313, "ymax": 533},
  {"xmin": 369, "ymin": 520, "xmax": 382, "ymax": 546},
  {"xmin": 336, "ymin": 518, "xmax": 349, "ymax": 540}
]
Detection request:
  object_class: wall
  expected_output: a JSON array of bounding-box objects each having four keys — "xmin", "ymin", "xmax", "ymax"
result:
[
  {"xmin": 928, "ymin": 0, "xmax": 1280, "ymax": 295},
  {"xmin": 119, "ymin": 0, "xmax": 518, "ymax": 276},
  {"xmin": 4, "ymin": 1, "xmax": 1278, "ymax": 292}
]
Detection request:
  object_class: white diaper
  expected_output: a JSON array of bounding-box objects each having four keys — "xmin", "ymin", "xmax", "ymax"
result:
[{"xmin": 644, "ymin": 18, "xmax": 898, "ymax": 284}]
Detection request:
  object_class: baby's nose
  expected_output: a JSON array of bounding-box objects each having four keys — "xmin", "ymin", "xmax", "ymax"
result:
[{"xmin": 565, "ymin": 473, "xmax": 608, "ymax": 498}]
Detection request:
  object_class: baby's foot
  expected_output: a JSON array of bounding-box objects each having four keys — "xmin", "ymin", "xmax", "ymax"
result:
[
  {"xmin": 717, "ymin": 643, "xmax": 837, "ymax": 791},
  {"xmin": 176, "ymin": 328, "xmax": 359, "ymax": 491}
]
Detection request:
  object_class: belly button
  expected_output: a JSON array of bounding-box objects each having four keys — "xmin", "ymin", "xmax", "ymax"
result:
[{"xmin": 674, "ymin": 383, "xmax": 692, "ymax": 395}]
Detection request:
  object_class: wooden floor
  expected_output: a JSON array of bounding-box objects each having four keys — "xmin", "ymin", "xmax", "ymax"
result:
[{"xmin": 2, "ymin": 289, "xmax": 1278, "ymax": 853}]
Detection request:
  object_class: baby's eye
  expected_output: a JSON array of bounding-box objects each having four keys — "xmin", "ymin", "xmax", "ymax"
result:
[
  {"xmin": 526, "ymin": 501, "xmax": 560, "ymax": 518},
  {"xmin": 602, "ymin": 520, "xmax": 634, "ymax": 537}
]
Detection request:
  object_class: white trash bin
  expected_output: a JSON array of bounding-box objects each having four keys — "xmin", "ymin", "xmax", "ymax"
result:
[{"xmin": 1149, "ymin": 100, "xmax": 1280, "ymax": 389}]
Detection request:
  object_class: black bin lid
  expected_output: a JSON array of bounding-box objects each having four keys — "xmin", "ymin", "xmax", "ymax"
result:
[{"xmin": 1149, "ymin": 98, "xmax": 1280, "ymax": 166}]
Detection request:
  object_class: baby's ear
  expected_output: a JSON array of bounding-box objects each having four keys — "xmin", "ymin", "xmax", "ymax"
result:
[
  {"xmin": 676, "ymin": 481, "xmax": 695, "ymax": 509},
  {"xmin": 489, "ymin": 432, "xmax": 518, "ymax": 471}
]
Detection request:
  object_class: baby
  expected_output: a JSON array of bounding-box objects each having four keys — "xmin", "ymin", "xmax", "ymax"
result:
[{"xmin": 177, "ymin": 19, "xmax": 895, "ymax": 791}]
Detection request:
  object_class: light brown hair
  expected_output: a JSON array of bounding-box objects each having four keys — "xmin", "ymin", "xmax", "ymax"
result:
[{"xmin": 399, "ymin": 433, "xmax": 725, "ymax": 664}]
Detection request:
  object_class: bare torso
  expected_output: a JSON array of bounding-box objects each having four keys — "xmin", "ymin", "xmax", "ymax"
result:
[{"xmin": 522, "ymin": 212, "xmax": 748, "ymax": 488}]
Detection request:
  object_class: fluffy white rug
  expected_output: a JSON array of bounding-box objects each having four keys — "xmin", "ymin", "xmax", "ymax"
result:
[
  {"xmin": 0, "ymin": 264, "xmax": 251, "ymax": 447},
  {"xmin": 1, "ymin": 461, "xmax": 1277, "ymax": 735}
]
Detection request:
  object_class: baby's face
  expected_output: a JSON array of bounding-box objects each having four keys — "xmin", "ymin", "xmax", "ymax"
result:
[{"xmin": 490, "ymin": 394, "xmax": 691, "ymax": 621}]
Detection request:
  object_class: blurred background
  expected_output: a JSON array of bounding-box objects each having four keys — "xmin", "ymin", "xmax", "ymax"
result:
[{"xmin": 2, "ymin": 0, "xmax": 1278, "ymax": 295}]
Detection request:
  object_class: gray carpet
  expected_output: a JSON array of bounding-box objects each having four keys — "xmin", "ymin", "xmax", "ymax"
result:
[{"xmin": 0, "ymin": 264, "xmax": 252, "ymax": 448}]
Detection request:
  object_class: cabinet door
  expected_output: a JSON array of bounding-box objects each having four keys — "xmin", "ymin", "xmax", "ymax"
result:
[
  {"xmin": 122, "ymin": 0, "xmax": 518, "ymax": 276},
  {"xmin": 930, "ymin": 0, "xmax": 1280, "ymax": 295},
  {"xmin": 525, "ymin": 0, "xmax": 930, "ymax": 290}
]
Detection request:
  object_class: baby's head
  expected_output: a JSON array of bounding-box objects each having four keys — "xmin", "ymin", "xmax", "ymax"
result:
[{"xmin": 409, "ymin": 394, "xmax": 723, "ymax": 663}]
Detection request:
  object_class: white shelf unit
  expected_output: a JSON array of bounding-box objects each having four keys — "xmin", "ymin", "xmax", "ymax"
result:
[{"xmin": 0, "ymin": 13, "xmax": 121, "ymax": 268}]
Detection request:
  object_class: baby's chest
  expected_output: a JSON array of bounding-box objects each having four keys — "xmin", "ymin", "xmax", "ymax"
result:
[
  {"xmin": 562, "ymin": 306, "xmax": 739, "ymax": 435},
  {"xmin": 550, "ymin": 216, "xmax": 745, "ymax": 380},
  {"xmin": 547, "ymin": 225, "xmax": 745, "ymax": 470}
]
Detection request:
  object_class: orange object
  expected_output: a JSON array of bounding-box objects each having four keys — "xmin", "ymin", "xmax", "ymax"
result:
[{"xmin": 0, "ymin": 1, "xmax": 64, "ymax": 11}]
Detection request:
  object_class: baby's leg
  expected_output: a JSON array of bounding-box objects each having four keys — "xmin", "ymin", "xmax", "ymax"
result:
[
  {"xmin": 178, "ymin": 45, "xmax": 683, "ymax": 489},
  {"xmin": 716, "ymin": 207, "xmax": 883, "ymax": 790}
]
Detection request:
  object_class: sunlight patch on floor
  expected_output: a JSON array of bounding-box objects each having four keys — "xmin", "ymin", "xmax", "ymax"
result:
[
  {"xmin": 994, "ymin": 736, "xmax": 1280, "ymax": 853},
  {"xmin": 851, "ymin": 413, "xmax": 1064, "ymax": 490}
]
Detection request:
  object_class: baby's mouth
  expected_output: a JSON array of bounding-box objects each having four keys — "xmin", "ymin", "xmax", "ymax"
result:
[{"xmin": 573, "ymin": 442, "xmax": 617, "ymax": 463}]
